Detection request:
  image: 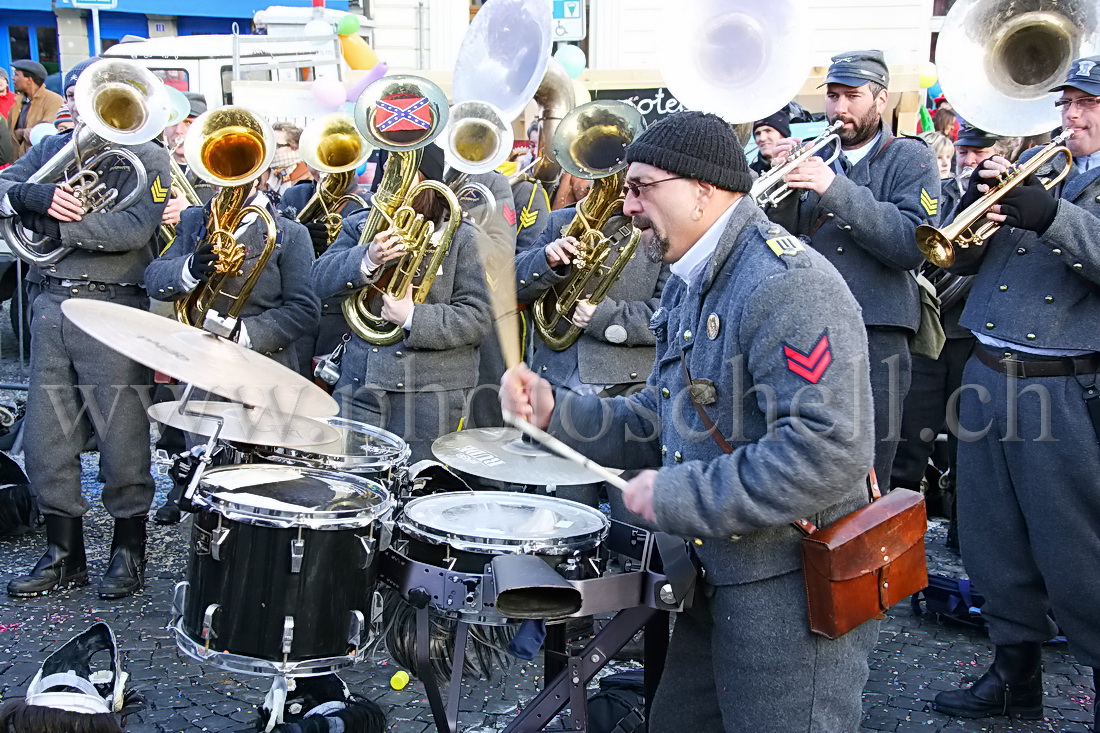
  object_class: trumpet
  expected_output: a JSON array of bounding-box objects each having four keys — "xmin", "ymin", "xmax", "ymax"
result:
[
  {"xmin": 158, "ymin": 156, "xmax": 204, "ymax": 252},
  {"xmin": 296, "ymin": 113, "xmax": 372, "ymax": 254},
  {"xmin": 750, "ymin": 120, "xmax": 843, "ymax": 209},
  {"xmin": 174, "ymin": 106, "xmax": 278, "ymax": 336},
  {"xmin": 916, "ymin": 130, "xmax": 1072, "ymax": 269}
]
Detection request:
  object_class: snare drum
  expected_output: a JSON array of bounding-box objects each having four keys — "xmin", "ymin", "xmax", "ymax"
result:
[
  {"xmin": 252, "ymin": 417, "xmax": 410, "ymax": 479},
  {"xmin": 388, "ymin": 491, "xmax": 609, "ymax": 624},
  {"xmin": 171, "ymin": 465, "xmax": 394, "ymax": 676}
]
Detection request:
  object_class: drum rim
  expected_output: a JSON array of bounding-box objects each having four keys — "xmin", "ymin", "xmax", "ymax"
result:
[
  {"xmin": 172, "ymin": 619, "xmax": 364, "ymax": 676},
  {"xmin": 195, "ymin": 464, "xmax": 395, "ymax": 529},
  {"xmin": 397, "ymin": 490, "xmax": 609, "ymax": 554},
  {"xmin": 255, "ymin": 417, "xmax": 412, "ymax": 471}
]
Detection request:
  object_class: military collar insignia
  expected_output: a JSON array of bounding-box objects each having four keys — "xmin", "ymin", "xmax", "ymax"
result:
[
  {"xmin": 766, "ymin": 235, "xmax": 805, "ymax": 257},
  {"xmin": 707, "ymin": 313, "xmax": 720, "ymax": 340}
]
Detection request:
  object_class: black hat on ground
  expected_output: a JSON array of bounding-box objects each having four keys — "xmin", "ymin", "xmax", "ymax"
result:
[
  {"xmin": 625, "ymin": 110, "xmax": 752, "ymax": 193},
  {"xmin": 821, "ymin": 50, "xmax": 889, "ymax": 89},
  {"xmin": 753, "ymin": 109, "xmax": 791, "ymax": 139},
  {"xmin": 955, "ymin": 124, "xmax": 1000, "ymax": 148},
  {"xmin": 12, "ymin": 60, "xmax": 48, "ymax": 85},
  {"xmin": 1050, "ymin": 55, "xmax": 1100, "ymax": 96}
]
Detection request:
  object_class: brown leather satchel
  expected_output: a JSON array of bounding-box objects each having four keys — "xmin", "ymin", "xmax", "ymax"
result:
[{"xmin": 680, "ymin": 358, "xmax": 928, "ymax": 639}]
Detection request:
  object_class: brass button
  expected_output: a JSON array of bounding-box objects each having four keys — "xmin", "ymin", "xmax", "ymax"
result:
[
  {"xmin": 999, "ymin": 285, "xmax": 1008, "ymax": 292},
  {"xmin": 826, "ymin": 212, "xmax": 835, "ymax": 219},
  {"xmin": 683, "ymin": 330, "xmax": 692, "ymax": 341},
  {"xmin": 629, "ymin": 372, "xmax": 638, "ymax": 379},
  {"xmin": 395, "ymin": 351, "xmax": 403, "ymax": 357},
  {"xmin": 1016, "ymin": 248, "xmax": 1027, "ymax": 255},
  {"xmin": 1052, "ymin": 248, "xmax": 1062, "ymax": 255},
  {"xmin": 693, "ymin": 538, "xmax": 704, "ymax": 547},
  {"xmin": 346, "ymin": 281, "xmax": 355, "ymax": 289},
  {"xmin": 661, "ymin": 445, "xmax": 667, "ymax": 456},
  {"xmin": 841, "ymin": 224, "xmax": 852, "ymax": 231},
  {"xmin": 371, "ymin": 347, "xmax": 379, "ymax": 352},
  {"xmin": 1026, "ymin": 333, "xmax": 1036, "ymax": 340},
  {"xmin": 1073, "ymin": 263, "xmax": 1084, "ymax": 271},
  {"xmin": 673, "ymin": 451, "xmax": 682, "ymax": 462},
  {"xmin": 519, "ymin": 279, "xmax": 526, "ymax": 286},
  {"xmin": 985, "ymin": 322, "xmax": 995, "ymax": 330},
  {"xmin": 661, "ymin": 387, "xmax": 670, "ymax": 398},
  {"xmin": 396, "ymin": 382, "xmax": 404, "ymax": 388},
  {"xmin": 532, "ymin": 272, "xmax": 540, "ymax": 279},
  {"xmin": 836, "ymin": 247, "xmax": 844, "ymax": 254},
  {"xmin": 541, "ymin": 365, "xmax": 548, "ymax": 371},
  {"xmin": 1045, "ymin": 296, "xmax": 1054, "ymax": 303}
]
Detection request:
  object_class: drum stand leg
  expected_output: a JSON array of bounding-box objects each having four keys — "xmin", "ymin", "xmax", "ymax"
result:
[
  {"xmin": 416, "ymin": 606, "xmax": 468, "ymax": 733},
  {"xmin": 504, "ymin": 605, "xmax": 658, "ymax": 733}
]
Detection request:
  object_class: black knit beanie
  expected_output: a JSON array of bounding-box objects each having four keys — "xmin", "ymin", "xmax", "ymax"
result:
[
  {"xmin": 753, "ymin": 109, "xmax": 791, "ymax": 139},
  {"xmin": 625, "ymin": 111, "xmax": 752, "ymax": 193}
]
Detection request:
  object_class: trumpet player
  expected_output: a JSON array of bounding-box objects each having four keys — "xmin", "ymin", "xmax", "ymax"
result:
[
  {"xmin": 312, "ymin": 144, "xmax": 492, "ymax": 462},
  {"xmin": 767, "ymin": 50, "xmax": 940, "ymax": 485},
  {"xmin": 0, "ymin": 58, "xmax": 171, "ymax": 600},
  {"xmin": 932, "ymin": 57, "xmax": 1100, "ymax": 730}
]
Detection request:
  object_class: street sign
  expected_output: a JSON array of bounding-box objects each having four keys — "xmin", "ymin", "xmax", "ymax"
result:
[
  {"xmin": 67, "ymin": 0, "xmax": 118, "ymax": 8},
  {"xmin": 552, "ymin": 0, "xmax": 585, "ymax": 42}
]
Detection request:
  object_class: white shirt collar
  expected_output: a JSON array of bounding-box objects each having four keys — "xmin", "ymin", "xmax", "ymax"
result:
[
  {"xmin": 669, "ymin": 198, "xmax": 741, "ymax": 286},
  {"xmin": 842, "ymin": 130, "xmax": 881, "ymax": 167},
  {"xmin": 1074, "ymin": 149, "xmax": 1100, "ymax": 172}
]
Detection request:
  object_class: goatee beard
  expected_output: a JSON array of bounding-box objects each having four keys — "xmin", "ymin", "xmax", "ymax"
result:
[{"xmin": 644, "ymin": 231, "xmax": 669, "ymax": 263}]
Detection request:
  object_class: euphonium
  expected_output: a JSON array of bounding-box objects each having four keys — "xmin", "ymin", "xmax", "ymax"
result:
[
  {"xmin": 916, "ymin": 130, "xmax": 1073, "ymax": 269},
  {"xmin": 0, "ymin": 58, "xmax": 170, "ymax": 266},
  {"xmin": 341, "ymin": 75, "xmax": 462, "ymax": 346},
  {"xmin": 295, "ymin": 113, "xmax": 372, "ymax": 253},
  {"xmin": 531, "ymin": 100, "xmax": 647, "ymax": 352},
  {"xmin": 750, "ymin": 120, "xmax": 843, "ymax": 208},
  {"xmin": 173, "ymin": 106, "xmax": 278, "ymax": 336}
]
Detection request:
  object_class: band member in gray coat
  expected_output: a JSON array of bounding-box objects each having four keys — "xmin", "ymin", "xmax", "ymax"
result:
[
  {"xmin": 768, "ymin": 50, "xmax": 940, "ymax": 485},
  {"xmin": 933, "ymin": 57, "xmax": 1100, "ymax": 731},
  {"xmin": 0, "ymin": 58, "xmax": 170, "ymax": 600},
  {"xmin": 313, "ymin": 149, "xmax": 492, "ymax": 462},
  {"xmin": 145, "ymin": 190, "xmax": 320, "ymax": 374},
  {"xmin": 503, "ymin": 111, "xmax": 878, "ymax": 732}
]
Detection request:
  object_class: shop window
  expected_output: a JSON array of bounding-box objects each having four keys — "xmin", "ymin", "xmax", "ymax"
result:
[
  {"xmin": 8, "ymin": 26, "xmax": 30, "ymax": 62},
  {"xmin": 36, "ymin": 26, "xmax": 59, "ymax": 74}
]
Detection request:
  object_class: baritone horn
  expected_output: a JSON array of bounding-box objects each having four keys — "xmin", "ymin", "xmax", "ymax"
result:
[
  {"xmin": 296, "ymin": 113, "xmax": 372, "ymax": 253},
  {"xmin": 916, "ymin": 130, "xmax": 1073, "ymax": 269},
  {"xmin": 532, "ymin": 100, "xmax": 646, "ymax": 351},
  {"xmin": 342, "ymin": 75, "xmax": 462, "ymax": 346},
  {"xmin": 174, "ymin": 106, "xmax": 277, "ymax": 336},
  {"xmin": 0, "ymin": 58, "xmax": 171, "ymax": 266}
]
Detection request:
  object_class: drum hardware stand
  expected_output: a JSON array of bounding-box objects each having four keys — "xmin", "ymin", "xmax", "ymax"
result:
[{"xmin": 173, "ymin": 383, "xmax": 227, "ymax": 513}]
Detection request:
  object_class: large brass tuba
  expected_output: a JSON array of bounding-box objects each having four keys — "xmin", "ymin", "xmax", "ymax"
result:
[
  {"xmin": 916, "ymin": 130, "xmax": 1073, "ymax": 269},
  {"xmin": 173, "ymin": 106, "xmax": 278, "ymax": 336},
  {"xmin": 342, "ymin": 75, "xmax": 462, "ymax": 346},
  {"xmin": 0, "ymin": 58, "xmax": 171, "ymax": 266},
  {"xmin": 295, "ymin": 112, "xmax": 372, "ymax": 253},
  {"xmin": 531, "ymin": 100, "xmax": 647, "ymax": 351}
]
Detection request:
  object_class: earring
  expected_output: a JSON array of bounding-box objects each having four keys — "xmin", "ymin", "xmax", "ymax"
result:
[{"xmin": 693, "ymin": 206, "xmax": 703, "ymax": 221}]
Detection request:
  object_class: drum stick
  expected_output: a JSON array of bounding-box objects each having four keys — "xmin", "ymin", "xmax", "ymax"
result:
[{"xmin": 504, "ymin": 410, "xmax": 629, "ymax": 492}]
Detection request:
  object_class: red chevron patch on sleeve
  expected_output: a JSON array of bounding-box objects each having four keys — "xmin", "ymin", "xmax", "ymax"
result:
[
  {"xmin": 501, "ymin": 203, "xmax": 516, "ymax": 227},
  {"xmin": 783, "ymin": 333, "xmax": 832, "ymax": 384}
]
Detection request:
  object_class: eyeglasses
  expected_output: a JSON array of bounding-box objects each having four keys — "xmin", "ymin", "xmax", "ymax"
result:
[
  {"xmin": 623, "ymin": 176, "xmax": 684, "ymax": 198},
  {"xmin": 1054, "ymin": 96, "xmax": 1100, "ymax": 111}
]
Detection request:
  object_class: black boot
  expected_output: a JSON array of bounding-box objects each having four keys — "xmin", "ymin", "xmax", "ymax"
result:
[
  {"xmin": 7, "ymin": 515, "xmax": 88, "ymax": 597},
  {"xmin": 98, "ymin": 517, "xmax": 147, "ymax": 599},
  {"xmin": 154, "ymin": 480, "xmax": 184, "ymax": 525},
  {"xmin": 934, "ymin": 643, "xmax": 1043, "ymax": 719}
]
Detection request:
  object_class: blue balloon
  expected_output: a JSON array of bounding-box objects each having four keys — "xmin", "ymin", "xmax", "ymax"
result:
[
  {"xmin": 356, "ymin": 161, "xmax": 368, "ymax": 176},
  {"xmin": 554, "ymin": 44, "xmax": 587, "ymax": 79},
  {"xmin": 928, "ymin": 80, "xmax": 943, "ymax": 100}
]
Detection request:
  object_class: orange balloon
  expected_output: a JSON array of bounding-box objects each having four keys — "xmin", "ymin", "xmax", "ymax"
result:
[{"xmin": 340, "ymin": 34, "xmax": 379, "ymax": 71}]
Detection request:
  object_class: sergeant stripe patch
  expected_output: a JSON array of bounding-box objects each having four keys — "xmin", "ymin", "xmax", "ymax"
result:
[
  {"xmin": 784, "ymin": 332, "xmax": 832, "ymax": 384},
  {"xmin": 920, "ymin": 188, "xmax": 938, "ymax": 217},
  {"xmin": 150, "ymin": 175, "xmax": 168, "ymax": 204},
  {"xmin": 518, "ymin": 208, "xmax": 539, "ymax": 230}
]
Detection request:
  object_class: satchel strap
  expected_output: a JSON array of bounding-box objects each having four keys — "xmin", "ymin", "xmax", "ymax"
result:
[{"xmin": 678, "ymin": 355, "xmax": 879, "ymax": 537}]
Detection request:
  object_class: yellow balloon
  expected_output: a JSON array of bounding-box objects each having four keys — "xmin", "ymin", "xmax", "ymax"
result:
[
  {"xmin": 390, "ymin": 670, "xmax": 410, "ymax": 690},
  {"xmin": 919, "ymin": 61, "xmax": 938, "ymax": 89},
  {"xmin": 340, "ymin": 34, "xmax": 380, "ymax": 71}
]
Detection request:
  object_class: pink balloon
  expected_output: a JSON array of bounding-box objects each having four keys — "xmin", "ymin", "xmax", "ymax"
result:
[
  {"xmin": 312, "ymin": 77, "xmax": 347, "ymax": 108},
  {"xmin": 345, "ymin": 62, "xmax": 389, "ymax": 102}
]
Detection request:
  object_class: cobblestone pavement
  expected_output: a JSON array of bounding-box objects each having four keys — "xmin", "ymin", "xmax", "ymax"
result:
[{"xmin": 0, "ymin": 308, "xmax": 1094, "ymax": 732}]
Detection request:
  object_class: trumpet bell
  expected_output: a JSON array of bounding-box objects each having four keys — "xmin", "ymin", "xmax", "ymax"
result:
[
  {"xmin": 915, "ymin": 225, "xmax": 956, "ymax": 268},
  {"xmin": 445, "ymin": 100, "xmax": 512, "ymax": 174},
  {"xmin": 74, "ymin": 58, "xmax": 171, "ymax": 145},
  {"xmin": 353, "ymin": 75, "xmax": 449, "ymax": 152},
  {"xmin": 552, "ymin": 100, "xmax": 646, "ymax": 180},
  {"xmin": 937, "ymin": 0, "xmax": 1100, "ymax": 135},
  {"xmin": 183, "ymin": 106, "xmax": 275, "ymax": 187},
  {"xmin": 451, "ymin": 0, "xmax": 553, "ymax": 122},
  {"xmin": 300, "ymin": 112, "xmax": 373, "ymax": 174},
  {"xmin": 658, "ymin": 0, "xmax": 813, "ymax": 124}
]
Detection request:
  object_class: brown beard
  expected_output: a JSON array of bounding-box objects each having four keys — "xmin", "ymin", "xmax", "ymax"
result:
[{"xmin": 834, "ymin": 106, "xmax": 881, "ymax": 148}]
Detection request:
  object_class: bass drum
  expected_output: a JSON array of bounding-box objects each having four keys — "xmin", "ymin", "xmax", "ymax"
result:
[{"xmin": 171, "ymin": 465, "xmax": 394, "ymax": 676}]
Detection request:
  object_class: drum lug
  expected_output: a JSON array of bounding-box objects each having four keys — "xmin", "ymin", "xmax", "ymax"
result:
[
  {"xmin": 211, "ymin": 526, "xmax": 230, "ymax": 562},
  {"xmin": 357, "ymin": 534, "xmax": 373, "ymax": 569},
  {"xmin": 282, "ymin": 616, "xmax": 295, "ymax": 655},
  {"xmin": 290, "ymin": 538, "xmax": 305, "ymax": 574},
  {"xmin": 171, "ymin": 581, "xmax": 190, "ymax": 621},
  {"xmin": 347, "ymin": 610, "xmax": 365, "ymax": 648},
  {"xmin": 202, "ymin": 603, "xmax": 220, "ymax": 643},
  {"xmin": 379, "ymin": 520, "xmax": 393, "ymax": 551}
]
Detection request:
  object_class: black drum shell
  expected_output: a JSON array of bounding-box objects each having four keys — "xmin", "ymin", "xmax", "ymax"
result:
[{"xmin": 181, "ymin": 509, "xmax": 378, "ymax": 663}]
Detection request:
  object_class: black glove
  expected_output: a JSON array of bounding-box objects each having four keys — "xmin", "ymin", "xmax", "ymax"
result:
[
  {"xmin": 996, "ymin": 175, "xmax": 1059, "ymax": 234},
  {"xmin": 304, "ymin": 221, "xmax": 329, "ymax": 256},
  {"xmin": 958, "ymin": 158, "xmax": 1004, "ymax": 211},
  {"xmin": 188, "ymin": 242, "xmax": 218, "ymax": 282},
  {"xmin": 7, "ymin": 183, "xmax": 57, "ymax": 217}
]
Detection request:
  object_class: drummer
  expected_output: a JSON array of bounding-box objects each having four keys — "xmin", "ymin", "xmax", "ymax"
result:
[{"xmin": 312, "ymin": 144, "xmax": 493, "ymax": 462}]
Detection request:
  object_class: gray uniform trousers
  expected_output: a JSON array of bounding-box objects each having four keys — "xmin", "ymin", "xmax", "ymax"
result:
[
  {"xmin": 26, "ymin": 287, "xmax": 154, "ymax": 519},
  {"xmin": 650, "ymin": 574, "xmax": 878, "ymax": 733},
  {"xmin": 867, "ymin": 327, "xmax": 912, "ymax": 485},
  {"xmin": 957, "ymin": 358, "xmax": 1100, "ymax": 666}
]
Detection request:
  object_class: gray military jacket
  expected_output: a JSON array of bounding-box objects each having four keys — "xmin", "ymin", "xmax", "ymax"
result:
[
  {"xmin": 312, "ymin": 209, "xmax": 492, "ymax": 391},
  {"xmin": 954, "ymin": 150, "xmax": 1100, "ymax": 351},
  {"xmin": 769, "ymin": 124, "xmax": 939, "ymax": 332},
  {"xmin": 550, "ymin": 200, "xmax": 873, "ymax": 585},
  {"xmin": 516, "ymin": 206, "xmax": 670, "ymax": 388},
  {"xmin": 0, "ymin": 131, "xmax": 170, "ymax": 284},
  {"xmin": 144, "ymin": 203, "xmax": 320, "ymax": 369}
]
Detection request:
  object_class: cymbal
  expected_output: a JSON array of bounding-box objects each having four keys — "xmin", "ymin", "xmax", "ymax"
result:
[
  {"xmin": 432, "ymin": 427, "xmax": 620, "ymax": 486},
  {"xmin": 149, "ymin": 401, "xmax": 342, "ymax": 448},
  {"xmin": 61, "ymin": 300, "xmax": 338, "ymax": 417}
]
